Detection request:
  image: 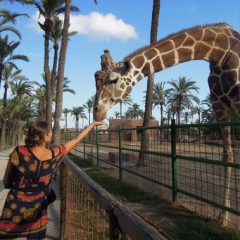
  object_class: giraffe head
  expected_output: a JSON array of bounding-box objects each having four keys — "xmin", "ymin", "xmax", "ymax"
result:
[{"xmin": 94, "ymin": 59, "xmax": 136, "ymax": 121}]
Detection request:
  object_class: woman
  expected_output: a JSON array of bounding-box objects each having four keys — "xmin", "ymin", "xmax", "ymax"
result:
[{"xmin": 0, "ymin": 120, "xmax": 104, "ymax": 239}]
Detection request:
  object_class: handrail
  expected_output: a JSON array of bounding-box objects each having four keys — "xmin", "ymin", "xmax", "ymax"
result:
[{"xmin": 60, "ymin": 156, "xmax": 172, "ymax": 240}]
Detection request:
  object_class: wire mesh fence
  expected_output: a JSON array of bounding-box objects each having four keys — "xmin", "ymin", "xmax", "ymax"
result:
[
  {"xmin": 59, "ymin": 157, "xmax": 171, "ymax": 240},
  {"xmin": 61, "ymin": 120, "xmax": 240, "ymax": 229}
]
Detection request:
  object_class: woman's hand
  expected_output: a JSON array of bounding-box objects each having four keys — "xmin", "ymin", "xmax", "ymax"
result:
[
  {"xmin": 91, "ymin": 121, "xmax": 105, "ymax": 127},
  {"xmin": 64, "ymin": 121, "xmax": 105, "ymax": 154}
]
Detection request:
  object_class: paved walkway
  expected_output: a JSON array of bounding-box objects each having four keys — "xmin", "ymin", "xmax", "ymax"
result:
[{"xmin": 0, "ymin": 148, "xmax": 60, "ymax": 240}]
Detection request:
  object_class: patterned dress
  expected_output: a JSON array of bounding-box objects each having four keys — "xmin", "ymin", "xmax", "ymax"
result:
[{"xmin": 0, "ymin": 145, "xmax": 66, "ymax": 239}]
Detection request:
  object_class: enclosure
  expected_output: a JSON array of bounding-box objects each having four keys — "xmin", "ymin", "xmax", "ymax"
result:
[{"xmin": 61, "ymin": 120, "xmax": 240, "ymax": 231}]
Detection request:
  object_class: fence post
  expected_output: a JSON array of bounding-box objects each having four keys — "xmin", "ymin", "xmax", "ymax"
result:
[
  {"xmin": 83, "ymin": 139, "xmax": 86, "ymax": 160},
  {"xmin": 171, "ymin": 119, "xmax": 178, "ymax": 202},
  {"xmin": 109, "ymin": 210, "xmax": 121, "ymax": 240},
  {"xmin": 96, "ymin": 128, "xmax": 99, "ymax": 167},
  {"xmin": 118, "ymin": 126, "xmax": 122, "ymax": 181},
  {"xmin": 60, "ymin": 162, "xmax": 68, "ymax": 240}
]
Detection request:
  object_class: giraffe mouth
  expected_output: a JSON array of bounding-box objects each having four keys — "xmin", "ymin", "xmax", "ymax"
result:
[{"xmin": 94, "ymin": 111, "xmax": 107, "ymax": 121}]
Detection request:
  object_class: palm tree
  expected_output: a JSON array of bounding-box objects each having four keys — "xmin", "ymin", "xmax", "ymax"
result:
[
  {"xmin": 34, "ymin": 84, "xmax": 46, "ymax": 120},
  {"xmin": 71, "ymin": 106, "xmax": 87, "ymax": 130},
  {"xmin": 0, "ymin": 8, "xmax": 29, "ymax": 39},
  {"xmin": 3, "ymin": 0, "xmax": 34, "ymax": 4},
  {"xmin": 6, "ymin": 95, "xmax": 33, "ymax": 148},
  {"xmin": 189, "ymin": 106, "xmax": 197, "ymax": 123},
  {"xmin": 193, "ymin": 104, "xmax": 205, "ymax": 124},
  {"xmin": 140, "ymin": 0, "xmax": 160, "ymax": 166},
  {"xmin": 166, "ymin": 77, "xmax": 200, "ymax": 124},
  {"xmin": 83, "ymin": 96, "xmax": 95, "ymax": 125},
  {"xmin": 49, "ymin": 16, "xmax": 77, "ymax": 98},
  {"xmin": 127, "ymin": 103, "xmax": 144, "ymax": 119},
  {"xmin": 152, "ymin": 82, "xmax": 167, "ymax": 126},
  {"xmin": 182, "ymin": 111, "xmax": 190, "ymax": 124},
  {"xmin": 0, "ymin": 34, "xmax": 29, "ymax": 86},
  {"xmin": 34, "ymin": 74, "xmax": 75, "ymax": 119},
  {"xmin": 201, "ymin": 94, "xmax": 216, "ymax": 122},
  {"xmin": 0, "ymin": 64, "xmax": 29, "ymax": 149},
  {"xmin": 53, "ymin": 0, "xmax": 98, "ymax": 145},
  {"xmin": 34, "ymin": 0, "xmax": 79, "ymax": 125},
  {"xmin": 62, "ymin": 108, "xmax": 70, "ymax": 131},
  {"xmin": 119, "ymin": 95, "xmax": 133, "ymax": 119},
  {"xmin": 143, "ymin": 0, "xmax": 160, "ymax": 124},
  {"xmin": 113, "ymin": 111, "xmax": 120, "ymax": 119}
]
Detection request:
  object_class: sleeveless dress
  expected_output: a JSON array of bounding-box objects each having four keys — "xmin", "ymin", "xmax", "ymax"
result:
[{"xmin": 0, "ymin": 145, "xmax": 66, "ymax": 239}]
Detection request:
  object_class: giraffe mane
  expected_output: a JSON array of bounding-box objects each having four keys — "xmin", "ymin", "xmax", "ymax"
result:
[{"xmin": 123, "ymin": 22, "xmax": 229, "ymax": 60}]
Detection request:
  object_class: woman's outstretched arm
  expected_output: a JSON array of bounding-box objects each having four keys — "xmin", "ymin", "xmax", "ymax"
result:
[{"xmin": 64, "ymin": 121, "xmax": 104, "ymax": 154}]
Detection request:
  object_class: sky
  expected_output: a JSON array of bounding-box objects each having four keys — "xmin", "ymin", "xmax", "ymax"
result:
[{"xmin": 1, "ymin": 0, "xmax": 239, "ymax": 128}]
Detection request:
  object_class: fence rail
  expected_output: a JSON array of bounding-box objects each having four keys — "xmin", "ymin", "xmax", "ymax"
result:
[
  {"xmin": 61, "ymin": 120, "xmax": 240, "ymax": 230},
  {"xmin": 60, "ymin": 157, "xmax": 171, "ymax": 240}
]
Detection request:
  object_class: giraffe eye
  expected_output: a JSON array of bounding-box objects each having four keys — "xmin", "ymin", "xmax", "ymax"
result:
[{"xmin": 110, "ymin": 98, "xmax": 115, "ymax": 102}]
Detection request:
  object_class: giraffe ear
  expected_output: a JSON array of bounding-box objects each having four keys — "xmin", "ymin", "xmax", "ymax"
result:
[
  {"xmin": 114, "ymin": 59, "xmax": 131, "ymax": 75},
  {"xmin": 122, "ymin": 59, "xmax": 131, "ymax": 73}
]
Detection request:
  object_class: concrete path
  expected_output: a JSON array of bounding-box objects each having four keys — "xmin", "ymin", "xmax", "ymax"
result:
[{"xmin": 0, "ymin": 148, "xmax": 60, "ymax": 240}]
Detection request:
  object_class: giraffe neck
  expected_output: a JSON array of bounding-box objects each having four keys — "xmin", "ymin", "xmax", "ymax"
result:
[{"xmin": 125, "ymin": 23, "xmax": 238, "ymax": 82}]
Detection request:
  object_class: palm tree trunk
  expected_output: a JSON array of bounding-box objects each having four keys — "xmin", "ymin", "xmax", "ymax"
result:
[
  {"xmin": 0, "ymin": 83, "xmax": 8, "ymax": 150},
  {"xmin": 52, "ymin": 0, "xmax": 71, "ymax": 145},
  {"xmin": 139, "ymin": 0, "xmax": 160, "ymax": 166},
  {"xmin": 120, "ymin": 101, "xmax": 123, "ymax": 119},
  {"xmin": 44, "ymin": 24, "xmax": 52, "ymax": 125}
]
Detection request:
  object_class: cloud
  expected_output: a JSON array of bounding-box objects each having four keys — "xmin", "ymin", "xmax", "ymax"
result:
[
  {"xmin": 26, "ymin": 11, "xmax": 138, "ymax": 41},
  {"xmin": 26, "ymin": 11, "xmax": 45, "ymax": 34},
  {"xmin": 69, "ymin": 12, "xmax": 138, "ymax": 41}
]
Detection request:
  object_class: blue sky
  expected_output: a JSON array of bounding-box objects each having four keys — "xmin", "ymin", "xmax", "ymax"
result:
[{"xmin": 1, "ymin": 0, "xmax": 239, "ymax": 128}]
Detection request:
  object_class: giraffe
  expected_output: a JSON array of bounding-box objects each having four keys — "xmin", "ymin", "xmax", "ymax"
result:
[{"xmin": 94, "ymin": 23, "xmax": 240, "ymax": 226}]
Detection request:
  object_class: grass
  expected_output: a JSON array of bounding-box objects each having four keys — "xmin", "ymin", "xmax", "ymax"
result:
[{"xmin": 68, "ymin": 153, "xmax": 240, "ymax": 240}]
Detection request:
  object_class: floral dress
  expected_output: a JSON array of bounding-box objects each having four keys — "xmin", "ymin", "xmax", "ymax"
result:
[{"xmin": 0, "ymin": 145, "xmax": 66, "ymax": 239}]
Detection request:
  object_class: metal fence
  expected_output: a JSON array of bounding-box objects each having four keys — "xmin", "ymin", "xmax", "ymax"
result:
[
  {"xmin": 59, "ymin": 156, "xmax": 171, "ymax": 240},
  {"xmin": 61, "ymin": 120, "xmax": 240, "ymax": 230}
]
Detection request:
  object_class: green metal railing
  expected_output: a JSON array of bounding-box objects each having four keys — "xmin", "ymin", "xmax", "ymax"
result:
[{"xmin": 61, "ymin": 120, "xmax": 240, "ymax": 228}]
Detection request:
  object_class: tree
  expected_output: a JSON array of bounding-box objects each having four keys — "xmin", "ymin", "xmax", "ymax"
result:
[
  {"xmin": 143, "ymin": 0, "xmax": 160, "ymax": 124},
  {"xmin": 0, "ymin": 8, "xmax": 28, "ymax": 39},
  {"xmin": 0, "ymin": 64, "xmax": 29, "ymax": 149},
  {"xmin": 83, "ymin": 96, "xmax": 95, "ymax": 125},
  {"xmin": 62, "ymin": 108, "xmax": 70, "ymax": 130},
  {"xmin": 166, "ymin": 77, "xmax": 200, "ymax": 124},
  {"xmin": 6, "ymin": 95, "xmax": 33, "ymax": 148},
  {"xmin": 119, "ymin": 95, "xmax": 133, "ymax": 119},
  {"xmin": 52, "ymin": 0, "xmax": 80, "ymax": 145},
  {"xmin": 189, "ymin": 106, "xmax": 197, "ymax": 123},
  {"xmin": 194, "ymin": 104, "xmax": 204, "ymax": 124},
  {"xmin": 71, "ymin": 106, "xmax": 87, "ymax": 130},
  {"xmin": 34, "ymin": 84, "xmax": 47, "ymax": 120},
  {"xmin": 152, "ymin": 82, "xmax": 167, "ymax": 126},
  {"xmin": 201, "ymin": 94, "xmax": 216, "ymax": 122},
  {"xmin": 113, "ymin": 111, "xmax": 120, "ymax": 119},
  {"xmin": 49, "ymin": 16, "xmax": 77, "ymax": 98},
  {"xmin": 53, "ymin": 0, "xmax": 97, "ymax": 145},
  {"xmin": 126, "ymin": 103, "xmax": 144, "ymax": 119},
  {"xmin": 34, "ymin": 0, "xmax": 79, "ymax": 125},
  {"xmin": 34, "ymin": 73, "xmax": 75, "ymax": 119},
  {"xmin": 140, "ymin": 0, "xmax": 160, "ymax": 166},
  {"xmin": 0, "ymin": 34, "xmax": 29, "ymax": 86},
  {"xmin": 2, "ymin": 0, "xmax": 34, "ymax": 4}
]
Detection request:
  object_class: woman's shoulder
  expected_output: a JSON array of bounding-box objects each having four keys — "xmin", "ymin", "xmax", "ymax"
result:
[
  {"xmin": 15, "ymin": 145, "xmax": 30, "ymax": 155},
  {"xmin": 51, "ymin": 145, "xmax": 67, "ymax": 158}
]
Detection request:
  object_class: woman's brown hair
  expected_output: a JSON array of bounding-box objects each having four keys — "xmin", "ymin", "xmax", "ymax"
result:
[{"xmin": 25, "ymin": 121, "xmax": 50, "ymax": 147}]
